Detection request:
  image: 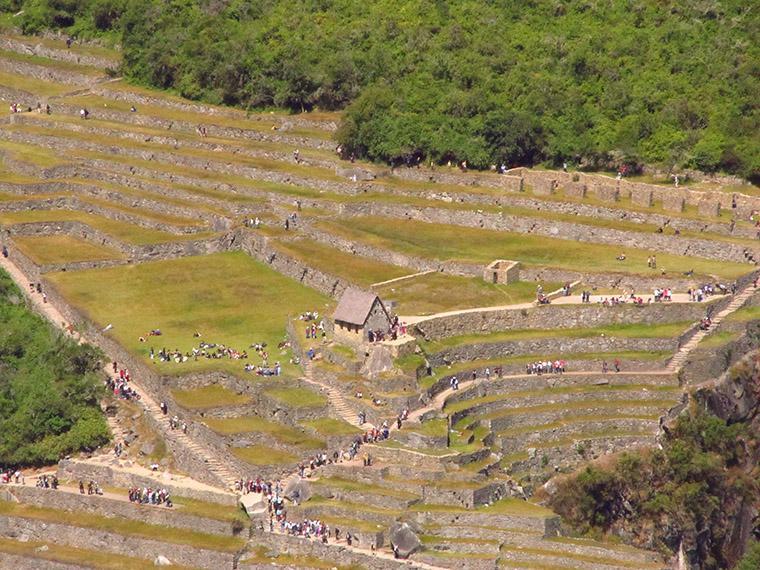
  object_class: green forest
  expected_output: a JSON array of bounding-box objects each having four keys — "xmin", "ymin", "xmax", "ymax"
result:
[
  {"xmin": 549, "ymin": 408, "xmax": 760, "ymax": 570},
  {"xmin": 0, "ymin": 269, "xmax": 109, "ymax": 466},
  {"xmin": 3, "ymin": 0, "xmax": 759, "ymax": 177}
]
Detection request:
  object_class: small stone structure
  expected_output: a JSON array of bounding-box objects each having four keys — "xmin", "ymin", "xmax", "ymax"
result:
[
  {"xmin": 662, "ymin": 192, "xmax": 686, "ymax": 213},
  {"xmin": 533, "ymin": 178, "xmax": 557, "ymax": 196},
  {"xmin": 631, "ymin": 187, "xmax": 654, "ymax": 207},
  {"xmin": 483, "ymin": 260, "xmax": 520, "ymax": 284},
  {"xmin": 698, "ymin": 199, "xmax": 721, "ymax": 217},
  {"xmin": 332, "ymin": 288, "xmax": 392, "ymax": 344}
]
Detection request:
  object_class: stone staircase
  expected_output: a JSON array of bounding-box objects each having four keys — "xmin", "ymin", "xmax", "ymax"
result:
[
  {"xmin": 666, "ymin": 285, "xmax": 756, "ymax": 372},
  {"xmin": 301, "ymin": 362, "xmax": 368, "ymax": 428}
]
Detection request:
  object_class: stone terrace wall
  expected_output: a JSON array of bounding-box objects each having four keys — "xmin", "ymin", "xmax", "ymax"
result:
[
  {"xmin": 336, "ymin": 201, "xmax": 752, "ymax": 263},
  {"xmin": 6, "ymin": 485, "xmax": 234, "ymax": 537},
  {"xmin": 428, "ymin": 336, "xmax": 678, "ymax": 366},
  {"xmin": 56, "ymin": 460, "xmax": 237, "ymax": 506},
  {"xmin": 415, "ymin": 301, "xmax": 713, "ymax": 340},
  {"xmin": 0, "ymin": 37, "xmax": 117, "ymax": 70},
  {"xmin": 0, "ymin": 58, "xmax": 100, "ymax": 88},
  {"xmin": 0, "ymin": 516, "xmax": 236, "ymax": 570}
]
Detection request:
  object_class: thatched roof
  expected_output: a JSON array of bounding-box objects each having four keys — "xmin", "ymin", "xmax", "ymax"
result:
[{"xmin": 333, "ymin": 288, "xmax": 381, "ymax": 326}]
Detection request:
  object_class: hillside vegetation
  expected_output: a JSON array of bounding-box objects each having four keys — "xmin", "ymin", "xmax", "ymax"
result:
[
  {"xmin": 4, "ymin": 0, "xmax": 759, "ymax": 178},
  {"xmin": 0, "ymin": 269, "xmax": 108, "ymax": 465}
]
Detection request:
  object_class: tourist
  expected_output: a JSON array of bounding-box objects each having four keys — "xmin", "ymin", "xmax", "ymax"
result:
[{"xmin": 450, "ymin": 376, "xmax": 459, "ymax": 390}]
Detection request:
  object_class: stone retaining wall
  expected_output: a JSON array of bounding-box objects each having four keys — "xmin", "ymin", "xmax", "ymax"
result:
[
  {"xmin": 0, "ymin": 58, "xmax": 100, "ymax": 88},
  {"xmin": 414, "ymin": 301, "xmax": 713, "ymax": 340},
  {"xmin": 429, "ymin": 336, "xmax": 677, "ymax": 366},
  {"xmin": 0, "ymin": 37, "xmax": 117, "ymax": 69},
  {"xmin": 0, "ymin": 515, "xmax": 236, "ymax": 570},
  {"xmin": 6, "ymin": 485, "xmax": 235, "ymax": 537},
  {"xmin": 56, "ymin": 460, "xmax": 237, "ymax": 506}
]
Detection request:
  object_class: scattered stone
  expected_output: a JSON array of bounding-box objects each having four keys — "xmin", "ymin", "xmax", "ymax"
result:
[
  {"xmin": 154, "ymin": 555, "xmax": 172, "ymax": 566},
  {"xmin": 34, "ymin": 545, "xmax": 49, "ymax": 552}
]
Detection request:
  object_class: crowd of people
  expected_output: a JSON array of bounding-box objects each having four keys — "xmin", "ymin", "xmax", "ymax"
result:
[
  {"xmin": 1, "ymin": 469, "xmax": 24, "ymax": 485},
  {"xmin": 78, "ymin": 479, "xmax": 103, "ymax": 495},
  {"xmin": 526, "ymin": 360, "xmax": 567, "ymax": 375},
  {"xmin": 128, "ymin": 486, "xmax": 173, "ymax": 507},
  {"xmin": 35, "ymin": 474, "xmax": 58, "ymax": 489},
  {"xmin": 367, "ymin": 316, "xmax": 408, "ymax": 343}
]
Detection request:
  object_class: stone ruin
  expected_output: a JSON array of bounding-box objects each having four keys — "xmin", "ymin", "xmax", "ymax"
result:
[{"xmin": 483, "ymin": 259, "xmax": 520, "ymax": 284}]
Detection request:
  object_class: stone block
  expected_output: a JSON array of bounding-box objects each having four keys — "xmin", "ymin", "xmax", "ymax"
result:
[
  {"xmin": 594, "ymin": 183, "xmax": 620, "ymax": 202},
  {"xmin": 631, "ymin": 187, "xmax": 654, "ymax": 208},
  {"xmin": 563, "ymin": 181, "xmax": 587, "ymax": 199},
  {"xmin": 698, "ymin": 200, "xmax": 721, "ymax": 217},
  {"xmin": 533, "ymin": 178, "xmax": 557, "ymax": 196},
  {"xmin": 662, "ymin": 192, "xmax": 685, "ymax": 213},
  {"xmin": 501, "ymin": 175, "xmax": 524, "ymax": 193}
]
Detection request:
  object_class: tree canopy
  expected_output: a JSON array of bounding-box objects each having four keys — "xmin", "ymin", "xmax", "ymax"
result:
[
  {"xmin": 4, "ymin": 0, "xmax": 759, "ymax": 177},
  {"xmin": 0, "ymin": 269, "xmax": 108, "ymax": 466}
]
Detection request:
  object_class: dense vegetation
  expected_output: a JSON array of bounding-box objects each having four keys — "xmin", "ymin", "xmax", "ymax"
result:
[
  {"xmin": 3, "ymin": 0, "xmax": 759, "ymax": 177},
  {"xmin": 0, "ymin": 269, "xmax": 108, "ymax": 466},
  {"xmin": 549, "ymin": 407, "xmax": 760, "ymax": 569}
]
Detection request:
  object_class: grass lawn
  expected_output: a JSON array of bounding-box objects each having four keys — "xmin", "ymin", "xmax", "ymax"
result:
[
  {"xmin": 698, "ymin": 330, "xmax": 739, "ymax": 348},
  {"xmin": 301, "ymin": 417, "xmax": 361, "ymax": 436},
  {"xmin": 0, "ymin": 537, "xmax": 197, "ymax": 570},
  {"xmin": 0, "ymin": 69, "xmax": 74, "ymax": 97},
  {"xmin": 318, "ymin": 217, "xmax": 751, "ymax": 280},
  {"xmin": 422, "ymin": 320, "xmax": 692, "ymax": 351},
  {"xmin": 0, "ymin": 139, "xmax": 68, "ymax": 168},
  {"xmin": 375, "ymin": 272, "xmax": 561, "ymax": 315},
  {"xmin": 265, "ymin": 385, "xmax": 328, "ymax": 408},
  {"xmin": 171, "ymin": 385, "xmax": 251, "ymax": 409},
  {"xmin": 724, "ymin": 304, "xmax": 760, "ymax": 322},
  {"xmin": 232, "ymin": 445, "xmax": 298, "ymax": 466},
  {"xmin": 272, "ymin": 238, "xmax": 412, "ymax": 287},
  {"xmin": 171, "ymin": 496, "xmax": 248, "ymax": 524},
  {"xmin": 0, "ymin": 499, "xmax": 244, "ymax": 552},
  {"xmin": 12, "ymin": 235, "xmax": 123, "ymax": 265},
  {"xmin": 0, "ymin": 209, "xmax": 204, "ymax": 245},
  {"xmin": 204, "ymin": 415, "xmax": 325, "ymax": 449},
  {"xmin": 47, "ymin": 252, "xmax": 332, "ymax": 377}
]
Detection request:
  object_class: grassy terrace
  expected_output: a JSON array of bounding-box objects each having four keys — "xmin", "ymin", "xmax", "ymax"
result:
[
  {"xmin": 698, "ymin": 330, "xmax": 739, "ymax": 348},
  {"xmin": 12, "ymin": 234, "xmax": 124, "ymax": 265},
  {"xmin": 420, "ymin": 350, "xmax": 672, "ymax": 389},
  {"xmin": 204, "ymin": 416, "xmax": 325, "ymax": 449},
  {"xmin": 0, "ymin": 499, "xmax": 244, "ymax": 552},
  {"xmin": 467, "ymin": 398, "xmax": 679, "ymax": 426},
  {"xmin": 301, "ymin": 418, "xmax": 361, "ymax": 436},
  {"xmin": 0, "ymin": 209, "xmax": 204, "ymax": 245},
  {"xmin": 241, "ymin": 545, "xmax": 359, "ymax": 569},
  {"xmin": 58, "ymin": 93, "xmax": 333, "ymax": 140},
  {"xmin": 47, "ymin": 252, "xmax": 331, "ymax": 377},
  {"xmin": 318, "ymin": 217, "xmax": 751, "ymax": 280},
  {"xmin": 496, "ymin": 413, "xmax": 660, "ymax": 438},
  {"xmin": 376, "ymin": 272, "xmax": 561, "ymax": 315},
  {"xmin": 171, "ymin": 385, "xmax": 251, "ymax": 409},
  {"xmin": 273, "ymin": 238, "xmax": 412, "ymax": 286},
  {"xmin": 0, "ymin": 537, "xmax": 198, "ymax": 570},
  {"xmin": 3, "ymin": 33, "xmax": 120, "ymax": 61},
  {"xmin": 232, "ymin": 445, "xmax": 299, "ymax": 466},
  {"xmin": 423, "ymin": 321, "xmax": 693, "ymax": 351},
  {"xmin": 0, "ymin": 139, "xmax": 69, "ymax": 168},
  {"xmin": 264, "ymin": 386, "xmax": 328, "ymax": 408},
  {"xmin": 0, "ymin": 68, "xmax": 73, "ymax": 97},
  {"xmin": 724, "ymin": 304, "xmax": 760, "ymax": 322},
  {"xmin": 0, "ymin": 48, "xmax": 104, "ymax": 75},
  {"xmin": 310, "ymin": 476, "xmax": 419, "ymax": 500},
  {"xmin": 498, "ymin": 543, "xmax": 661, "ymax": 569},
  {"xmin": 444, "ymin": 384, "xmax": 679, "ymax": 414}
]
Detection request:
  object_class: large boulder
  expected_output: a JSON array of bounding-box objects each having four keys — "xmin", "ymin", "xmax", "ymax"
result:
[
  {"xmin": 154, "ymin": 555, "xmax": 172, "ymax": 566},
  {"xmin": 360, "ymin": 345, "xmax": 395, "ymax": 380},
  {"xmin": 389, "ymin": 522, "xmax": 421, "ymax": 559},
  {"xmin": 284, "ymin": 478, "xmax": 312, "ymax": 505}
]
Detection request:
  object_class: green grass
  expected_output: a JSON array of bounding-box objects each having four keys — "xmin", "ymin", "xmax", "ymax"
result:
[
  {"xmin": 204, "ymin": 415, "xmax": 325, "ymax": 449},
  {"xmin": 12, "ymin": 234, "xmax": 124, "ymax": 265},
  {"xmin": 724, "ymin": 304, "xmax": 760, "ymax": 322},
  {"xmin": 406, "ymin": 417, "xmax": 448, "ymax": 438},
  {"xmin": 311, "ymin": 476, "xmax": 418, "ymax": 500},
  {"xmin": 499, "ymin": 543, "xmax": 660, "ymax": 569},
  {"xmin": 497, "ymin": 413, "xmax": 660, "ymax": 438},
  {"xmin": 698, "ymin": 330, "xmax": 739, "ymax": 348},
  {"xmin": 409, "ymin": 497, "xmax": 552, "ymax": 518},
  {"xmin": 301, "ymin": 418, "xmax": 361, "ymax": 436},
  {"xmin": 423, "ymin": 320, "xmax": 692, "ymax": 351},
  {"xmin": 0, "ymin": 209, "xmax": 202, "ymax": 245},
  {"xmin": 273, "ymin": 238, "xmax": 412, "ymax": 287},
  {"xmin": 232, "ymin": 445, "xmax": 298, "ymax": 466},
  {"xmin": 0, "ymin": 69, "xmax": 74, "ymax": 97},
  {"xmin": 0, "ymin": 48, "xmax": 104, "ymax": 75},
  {"xmin": 241, "ymin": 545, "xmax": 360, "ymax": 569},
  {"xmin": 172, "ymin": 496, "xmax": 248, "ymax": 525},
  {"xmin": 0, "ymin": 139, "xmax": 68, "ymax": 168},
  {"xmin": 445, "ymin": 384, "xmax": 678, "ymax": 414},
  {"xmin": 265, "ymin": 386, "xmax": 328, "ymax": 408},
  {"xmin": 0, "ymin": 499, "xmax": 244, "ymax": 552},
  {"xmin": 375, "ymin": 272, "xmax": 561, "ymax": 315},
  {"xmin": 171, "ymin": 385, "xmax": 251, "ymax": 409},
  {"xmin": 313, "ymin": 514, "xmax": 385, "ymax": 533},
  {"xmin": 0, "ymin": 537, "xmax": 197, "ymax": 570},
  {"xmin": 318, "ymin": 217, "xmax": 751, "ymax": 280},
  {"xmin": 47, "ymin": 252, "xmax": 331, "ymax": 377}
]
